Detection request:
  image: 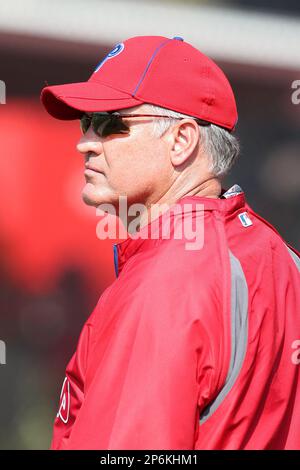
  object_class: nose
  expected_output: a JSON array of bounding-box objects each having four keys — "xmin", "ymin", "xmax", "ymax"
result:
[{"xmin": 76, "ymin": 128, "xmax": 103, "ymax": 157}]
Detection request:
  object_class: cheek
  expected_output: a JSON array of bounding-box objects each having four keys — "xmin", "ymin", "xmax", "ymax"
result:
[
  {"xmin": 105, "ymin": 137, "xmax": 167, "ymax": 194},
  {"xmin": 106, "ymin": 145, "xmax": 144, "ymax": 184},
  {"xmin": 110, "ymin": 161, "xmax": 149, "ymax": 193}
]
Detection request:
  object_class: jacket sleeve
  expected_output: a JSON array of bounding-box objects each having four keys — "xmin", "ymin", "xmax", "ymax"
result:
[{"xmin": 65, "ymin": 260, "xmax": 224, "ymax": 450}]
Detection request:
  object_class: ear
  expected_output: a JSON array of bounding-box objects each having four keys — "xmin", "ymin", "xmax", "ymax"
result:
[{"xmin": 165, "ymin": 119, "xmax": 200, "ymax": 168}]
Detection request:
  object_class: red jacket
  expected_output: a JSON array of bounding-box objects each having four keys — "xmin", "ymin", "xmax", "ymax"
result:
[{"xmin": 51, "ymin": 185, "xmax": 300, "ymax": 450}]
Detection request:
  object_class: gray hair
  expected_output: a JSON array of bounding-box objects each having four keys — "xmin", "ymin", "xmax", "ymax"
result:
[{"xmin": 146, "ymin": 104, "xmax": 240, "ymax": 177}]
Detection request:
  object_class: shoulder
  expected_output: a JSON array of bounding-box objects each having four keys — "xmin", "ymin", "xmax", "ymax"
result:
[
  {"xmin": 139, "ymin": 234, "xmax": 223, "ymax": 289},
  {"xmin": 114, "ymin": 235, "xmax": 225, "ymax": 325}
]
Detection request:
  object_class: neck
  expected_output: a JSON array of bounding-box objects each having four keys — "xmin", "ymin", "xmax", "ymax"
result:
[{"xmin": 126, "ymin": 177, "xmax": 221, "ymax": 234}]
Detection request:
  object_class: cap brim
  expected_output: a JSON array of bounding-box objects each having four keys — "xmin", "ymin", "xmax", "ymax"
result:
[{"xmin": 40, "ymin": 81, "xmax": 144, "ymax": 120}]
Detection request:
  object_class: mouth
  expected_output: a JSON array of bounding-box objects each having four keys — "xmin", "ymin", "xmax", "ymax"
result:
[
  {"xmin": 84, "ymin": 168, "xmax": 104, "ymax": 176},
  {"xmin": 84, "ymin": 164, "xmax": 105, "ymax": 176}
]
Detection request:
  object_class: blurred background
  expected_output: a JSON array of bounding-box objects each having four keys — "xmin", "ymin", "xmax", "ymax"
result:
[{"xmin": 0, "ymin": 0, "xmax": 299, "ymax": 449}]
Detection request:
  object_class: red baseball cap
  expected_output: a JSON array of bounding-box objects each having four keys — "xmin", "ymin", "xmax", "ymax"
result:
[{"xmin": 40, "ymin": 35, "xmax": 238, "ymax": 131}]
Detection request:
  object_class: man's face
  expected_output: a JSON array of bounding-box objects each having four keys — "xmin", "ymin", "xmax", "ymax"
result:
[{"xmin": 76, "ymin": 104, "xmax": 172, "ymax": 213}]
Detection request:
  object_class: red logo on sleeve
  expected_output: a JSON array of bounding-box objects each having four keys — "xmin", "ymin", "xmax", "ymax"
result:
[{"xmin": 57, "ymin": 377, "xmax": 70, "ymax": 424}]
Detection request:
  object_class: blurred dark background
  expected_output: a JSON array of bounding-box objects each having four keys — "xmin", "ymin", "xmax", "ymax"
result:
[{"xmin": 0, "ymin": 0, "xmax": 299, "ymax": 449}]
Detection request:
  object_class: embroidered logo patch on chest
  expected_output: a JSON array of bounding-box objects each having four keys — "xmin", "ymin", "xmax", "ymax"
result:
[
  {"xmin": 238, "ymin": 211, "xmax": 253, "ymax": 227},
  {"xmin": 57, "ymin": 377, "xmax": 70, "ymax": 424}
]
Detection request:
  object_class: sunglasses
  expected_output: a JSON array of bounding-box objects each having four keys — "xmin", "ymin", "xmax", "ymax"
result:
[{"xmin": 80, "ymin": 111, "xmax": 210, "ymax": 138}]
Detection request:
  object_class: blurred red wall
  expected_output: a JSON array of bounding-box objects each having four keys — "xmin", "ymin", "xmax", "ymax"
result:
[{"xmin": 0, "ymin": 98, "xmax": 117, "ymax": 296}]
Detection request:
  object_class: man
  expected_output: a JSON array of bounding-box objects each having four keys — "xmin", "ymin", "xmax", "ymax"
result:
[{"xmin": 40, "ymin": 35, "xmax": 300, "ymax": 450}]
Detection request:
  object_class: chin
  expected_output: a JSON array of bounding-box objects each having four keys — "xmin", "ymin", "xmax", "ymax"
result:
[
  {"xmin": 82, "ymin": 183, "xmax": 116, "ymax": 208},
  {"xmin": 82, "ymin": 193, "xmax": 98, "ymax": 207}
]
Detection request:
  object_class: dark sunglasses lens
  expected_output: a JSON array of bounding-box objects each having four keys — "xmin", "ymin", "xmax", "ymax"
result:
[
  {"xmin": 96, "ymin": 115, "xmax": 130, "ymax": 137},
  {"xmin": 80, "ymin": 114, "xmax": 91, "ymax": 134},
  {"xmin": 91, "ymin": 114, "xmax": 110, "ymax": 136},
  {"xmin": 80, "ymin": 113, "xmax": 130, "ymax": 137}
]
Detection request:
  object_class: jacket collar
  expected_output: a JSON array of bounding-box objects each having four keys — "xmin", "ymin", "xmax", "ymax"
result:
[{"xmin": 113, "ymin": 184, "xmax": 245, "ymax": 277}]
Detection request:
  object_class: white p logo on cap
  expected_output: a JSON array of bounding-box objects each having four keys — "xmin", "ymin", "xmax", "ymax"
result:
[{"xmin": 94, "ymin": 43, "xmax": 125, "ymax": 73}]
